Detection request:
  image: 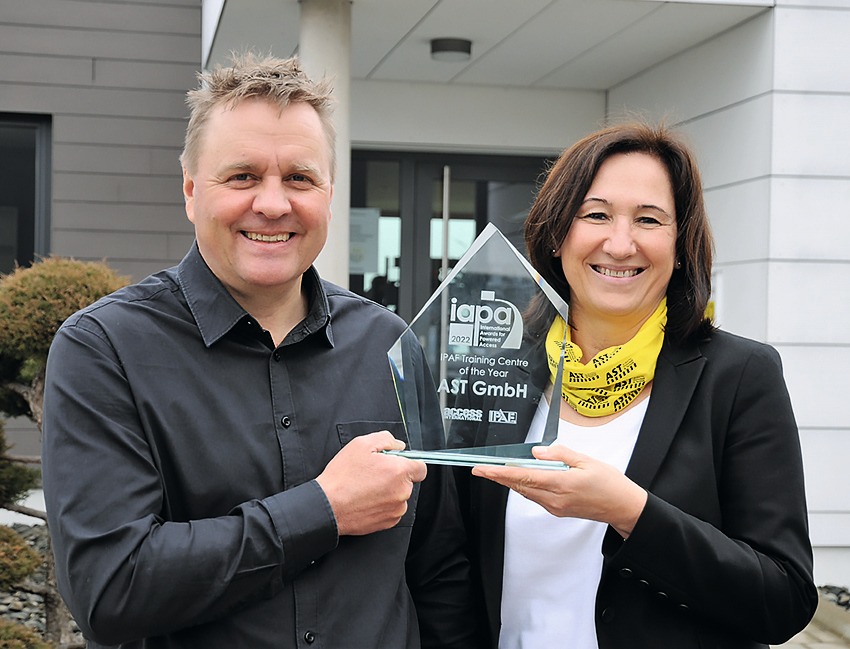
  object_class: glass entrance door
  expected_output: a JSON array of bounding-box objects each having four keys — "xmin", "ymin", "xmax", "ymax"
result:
[{"xmin": 350, "ymin": 152, "xmax": 550, "ymax": 323}]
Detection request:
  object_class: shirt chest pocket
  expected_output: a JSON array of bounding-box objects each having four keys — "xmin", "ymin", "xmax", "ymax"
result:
[
  {"xmin": 336, "ymin": 419, "xmax": 409, "ymax": 447},
  {"xmin": 336, "ymin": 420, "xmax": 417, "ymax": 528}
]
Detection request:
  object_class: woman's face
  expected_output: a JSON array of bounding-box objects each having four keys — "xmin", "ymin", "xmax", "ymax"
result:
[{"xmin": 557, "ymin": 152, "xmax": 677, "ymax": 330}]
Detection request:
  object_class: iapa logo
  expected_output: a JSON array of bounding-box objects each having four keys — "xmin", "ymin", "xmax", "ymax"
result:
[{"xmin": 447, "ymin": 290, "xmax": 523, "ymax": 349}]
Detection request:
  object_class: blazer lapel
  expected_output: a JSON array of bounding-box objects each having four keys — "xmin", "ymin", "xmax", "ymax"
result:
[{"xmin": 625, "ymin": 339, "xmax": 705, "ymax": 489}]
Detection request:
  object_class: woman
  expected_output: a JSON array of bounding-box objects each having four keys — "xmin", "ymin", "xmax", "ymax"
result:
[{"xmin": 454, "ymin": 122, "xmax": 817, "ymax": 648}]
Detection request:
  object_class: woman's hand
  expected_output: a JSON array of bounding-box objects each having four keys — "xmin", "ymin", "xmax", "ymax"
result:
[{"xmin": 471, "ymin": 444, "xmax": 648, "ymax": 538}]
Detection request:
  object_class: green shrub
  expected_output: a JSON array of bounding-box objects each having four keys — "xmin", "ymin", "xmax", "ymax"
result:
[
  {"xmin": 0, "ymin": 257, "xmax": 129, "ymax": 363},
  {"xmin": 0, "ymin": 421, "xmax": 39, "ymax": 507},
  {"xmin": 0, "ymin": 618, "xmax": 51, "ymax": 649},
  {"xmin": 0, "ymin": 526, "xmax": 40, "ymax": 591},
  {"xmin": 0, "ymin": 257, "xmax": 129, "ymax": 420}
]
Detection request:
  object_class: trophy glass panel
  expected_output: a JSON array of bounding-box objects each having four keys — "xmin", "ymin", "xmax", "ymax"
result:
[{"xmin": 387, "ymin": 223, "xmax": 569, "ymax": 470}]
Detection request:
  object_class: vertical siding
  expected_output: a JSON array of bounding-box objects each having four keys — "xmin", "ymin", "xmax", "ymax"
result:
[
  {"xmin": 609, "ymin": 5, "xmax": 850, "ymax": 588},
  {"xmin": 0, "ymin": 0, "xmax": 201, "ymax": 281}
]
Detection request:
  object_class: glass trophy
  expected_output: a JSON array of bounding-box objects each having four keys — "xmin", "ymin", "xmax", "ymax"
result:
[{"xmin": 387, "ymin": 223, "xmax": 570, "ymax": 471}]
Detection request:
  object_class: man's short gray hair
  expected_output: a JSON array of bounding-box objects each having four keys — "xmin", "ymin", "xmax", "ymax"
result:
[{"xmin": 180, "ymin": 53, "xmax": 337, "ymax": 180}]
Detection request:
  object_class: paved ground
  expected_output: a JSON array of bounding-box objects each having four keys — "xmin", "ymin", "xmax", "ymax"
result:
[
  {"xmin": 773, "ymin": 621, "xmax": 849, "ymax": 649},
  {"xmin": 772, "ymin": 604, "xmax": 850, "ymax": 649}
]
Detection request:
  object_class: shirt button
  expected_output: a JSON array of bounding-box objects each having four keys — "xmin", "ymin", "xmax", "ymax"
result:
[
  {"xmin": 601, "ymin": 607, "xmax": 616, "ymax": 623},
  {"xmin": 281, "ymin": 416, "xmax": 291, "ymax": 428},
  {"xmin": 272, "ymin": 351, "xmax": 281, "ymax": 362},
  {"xmin": 618, "ymin": 567, "xmax": 633, "ymax": 579},
  {"xmin": 304, "ymin": 631, "xmax": 316, "ymax": 644}
]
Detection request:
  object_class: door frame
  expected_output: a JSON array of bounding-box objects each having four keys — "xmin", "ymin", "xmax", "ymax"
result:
[{"xmin": 351, "ymin": 150, "xmax": 550, "ymax": 323}]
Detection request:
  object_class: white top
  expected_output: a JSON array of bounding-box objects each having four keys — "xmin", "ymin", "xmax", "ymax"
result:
[{"xmin": 499, "ymin": 396, "xmax": 648, "ymax": 649}]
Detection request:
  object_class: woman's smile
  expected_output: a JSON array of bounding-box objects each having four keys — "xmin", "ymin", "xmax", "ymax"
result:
[{"xmin": 590, "ymin": 265, "xmax": 644, "ymax": 279}]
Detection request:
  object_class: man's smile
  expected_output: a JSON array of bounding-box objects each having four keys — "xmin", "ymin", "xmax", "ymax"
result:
[{"xmin": 242, "ymin": 231, "xmax": 292, "ymax": 242}]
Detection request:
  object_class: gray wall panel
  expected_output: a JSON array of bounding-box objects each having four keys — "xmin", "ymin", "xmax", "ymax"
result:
[
  {"xmin": 0, "ymin": 53, "xmax": 94, "ymax": 86},
  {"xmin": 109, "ymin": 259, "xmax": 189, "ymax": 280},
  {"xmin": 100, "ymin": 0, "xmax": 199, "ymax": 6},
  {"xmin": 54, "ymin": 143, "xmax": 182, "ymax": 175},
  {"xmin": 0, "ymin": 83, "xmax": 186, "ymax": 119},
  {"xmin": 0, "ymin": 83, "xmax": 187, "ymax": 119},
  {"xmin": 52, "ymin": 229, "xmax": 172, "ymax": 259},
  {"xmin": 3, "ymin": 0, "xmax": 199, "ymax": 35},
  {"xmin": 0, "ymin": 0, "xmax": 201, "ymax": 278},
  {"xmin": 54, "ymin": 115, "xmax": 187, "ymax": 148},
  {"xmin": 52, "ymin": 202, "xmax": 188, "ymax": 233},
  {"xmin": 54, "ymin": 172, "xmax": 183, "ymax": 204},
  {"xmin": 0, "ymin": 24, "xmax": 200, "ymax": 62},
  {"xmin": 93, "ymin": 59, "xmax": 200, "ymax": 91}
]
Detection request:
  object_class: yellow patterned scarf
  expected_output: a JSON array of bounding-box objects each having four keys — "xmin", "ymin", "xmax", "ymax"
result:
[{"xmin": 546, "ymin": 299, "xmax": 667, "ymax": 417}]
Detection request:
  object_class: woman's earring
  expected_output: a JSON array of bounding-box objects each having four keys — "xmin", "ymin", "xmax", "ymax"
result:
[{"xmin": 675, "ymin": 259, "xmax": 682, "ymax": 269}]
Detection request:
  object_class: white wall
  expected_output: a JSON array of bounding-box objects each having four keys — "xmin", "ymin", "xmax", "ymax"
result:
[
  {"xmin": 610, "ymin": 6, "xmax": 850, "ymax": 588},
  {"xmin": 351, "ymin": 79, "xmax": 605, "ymax": 155},
  {"xmin": 771, "ymin": 1, "xmax": 850, "ymax": 588}
]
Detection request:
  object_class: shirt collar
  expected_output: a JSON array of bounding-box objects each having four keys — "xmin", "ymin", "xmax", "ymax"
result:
[
  {"xmin": 285, "ymin": 265, "xmax": 333, "ymax": 348},
  {"xmin": 176, "ymin": 242, "xmax": 333, "ymax": 348}
]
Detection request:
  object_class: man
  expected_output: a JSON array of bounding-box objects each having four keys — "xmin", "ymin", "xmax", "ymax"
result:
[{"xmin": 42, "ymin": 54, "xmax": 475, "ymax": 648}]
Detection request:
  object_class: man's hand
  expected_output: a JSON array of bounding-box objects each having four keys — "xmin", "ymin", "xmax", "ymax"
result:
[{"xmin": 316, "ymin": 431, "xmax": 428, "ymax": 536}]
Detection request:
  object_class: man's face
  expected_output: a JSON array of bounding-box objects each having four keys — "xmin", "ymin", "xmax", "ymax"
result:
[{"xmin": 182, "ymin": 98, "xmax": 333, "ymax": 304}]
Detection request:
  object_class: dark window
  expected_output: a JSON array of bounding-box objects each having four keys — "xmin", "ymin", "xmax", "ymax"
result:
[{"xmin": 0, "ymin": 114, "xmax": 51, "ymax": 273}]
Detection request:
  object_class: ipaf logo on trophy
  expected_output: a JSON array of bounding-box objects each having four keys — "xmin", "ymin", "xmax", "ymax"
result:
[{"xmin": 447, "ymin": 290, "xmax": 523, "ymax": 349}]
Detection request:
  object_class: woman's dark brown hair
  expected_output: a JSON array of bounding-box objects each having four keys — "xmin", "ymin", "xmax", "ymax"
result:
[{"xmin": 525, "ymin": 121, "xmax": 715, "ymax": 344}]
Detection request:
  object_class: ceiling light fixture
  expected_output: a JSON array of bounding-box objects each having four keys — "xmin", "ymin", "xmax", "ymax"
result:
[{"xmin": 430, "ymin": 38, "xmax": 472, "ymax": 62}]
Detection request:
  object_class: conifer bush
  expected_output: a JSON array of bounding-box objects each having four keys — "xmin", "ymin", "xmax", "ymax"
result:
[
  {"xmin": 0, "ymin": 257, "xmax": 129, "ymax": 424},
  {"xmin": 0, "ymin": 256, "xmax": 129, "ymax": 647},
  {"xmin": 0, "ymin": 258, "xmax": 128, "ymax": 403},
  {"xmin": 0, "ymin": 525, "xmax": 40, "ymax": 591},
  {"xmin": 0, "ymin": 618, "xmax": 51, "ymax": 649},
  {"xmin": 0, "ymin": 421, "xmax": 48, "ymax": 646},
  {"xmin": 0, "ymin": 257, "xmax": 127, "ymax": 359},
  {"xmin": 0, "ymin": 420, "xmax": 39, "ymax": 515}
]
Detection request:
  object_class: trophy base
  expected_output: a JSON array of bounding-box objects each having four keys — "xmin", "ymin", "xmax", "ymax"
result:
[{"xmin": 384, "ymin": 443, "xmax": 568, "ymax": 471}]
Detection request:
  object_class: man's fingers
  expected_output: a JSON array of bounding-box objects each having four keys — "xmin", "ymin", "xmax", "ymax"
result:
[
  {"xmin": 361, "ymin": 431, "xmax": 426, "ymax": 482},
  {"xmin": 407, "ymin": 459, "xmax": 427, "ymax": 483},
  {"xmin": 386, "ymin": 437, "xmax": 407, "ymax": 452},
  {"xmin": 357, "ymin": 430, "xmax": 406, "ymax": 452}
]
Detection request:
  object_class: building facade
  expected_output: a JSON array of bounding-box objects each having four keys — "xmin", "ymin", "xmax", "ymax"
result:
[{"xmin": 1, "ymin": 0, "xmax": 848, "ymax": 587}]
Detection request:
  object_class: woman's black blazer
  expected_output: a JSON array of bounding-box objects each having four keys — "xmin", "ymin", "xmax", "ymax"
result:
[{"xmin": 452, "ymin": 329, "xmax": 818, "ymax": 649}]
